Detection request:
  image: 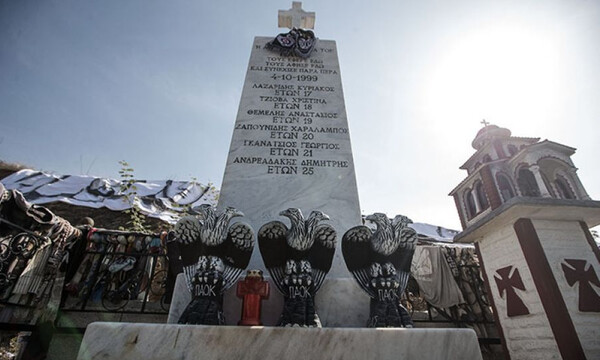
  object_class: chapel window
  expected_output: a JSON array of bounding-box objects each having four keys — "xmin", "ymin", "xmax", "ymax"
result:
[
  {"xmin": 475, "ymin": 182, "xmax": 489, "ymax": 209},
  {"xmin": 517, "ymin": 168, "xmax": 541, "ymax": 197},
  {"xmin": 497, "ymin": 174, "xmax": 515, "ymax": 202},
  {"xmin": 507, "ymin": 144, "xmax": 518, "ymax": 156},
  {"xmin": 464, "ymin": 190, "xmax": 477, "ymax": 219},
  {"xmin": 555, "ymin": 176, "xmax": 576, "ymax": 199},
  {"xmin": 541, "ymin": 173, "xmax": 555, "ymax": 198}
]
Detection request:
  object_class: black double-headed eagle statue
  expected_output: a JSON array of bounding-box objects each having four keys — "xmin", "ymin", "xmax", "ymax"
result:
[
  {"xmin": 173, "ymin": 205, "xmax": 254, "ymax": 325},
  {"xmin": 258, "ymin": 208, "xmax": 336, "ymax": 327},
  {"xmin": 342, "ymin": 213, "xmax": 417, "ymax": 327}
]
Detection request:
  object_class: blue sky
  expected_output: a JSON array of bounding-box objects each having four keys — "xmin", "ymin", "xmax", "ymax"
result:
[{"xmin": 1, "ymin": 0, "xmax": 599, "ymax": 230}]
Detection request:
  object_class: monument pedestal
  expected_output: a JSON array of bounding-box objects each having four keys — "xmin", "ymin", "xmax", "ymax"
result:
[
  {"xmin": 76, "ymin": 322, "xmax": 482, "ymax": 360},
  {"xmin": 168, "ymin": 273, "xmax": 370, "ymax": 327}
]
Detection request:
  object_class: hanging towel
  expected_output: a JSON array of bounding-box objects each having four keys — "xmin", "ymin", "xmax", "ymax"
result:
[{"xmin": 411, "ymin": 245, "xmax": 465, "ymax": 308}]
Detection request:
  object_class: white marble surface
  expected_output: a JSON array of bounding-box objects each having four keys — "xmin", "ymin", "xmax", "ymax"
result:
[
  {"xmin": 166, "ymin": 273, "xmax": 190, "ymax": 324},
  {"xmin": 217, "ymin": 37, "xmax": 362, "ymax": 278},
  {"xmin": 77, "ymin": 322, "xmax": 483, "ymax": 360}
]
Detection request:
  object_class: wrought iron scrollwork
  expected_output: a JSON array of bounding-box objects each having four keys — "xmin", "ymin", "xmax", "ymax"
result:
[{"xmin": 0, "ymin": 232, "xmax": 45, "ymax": 298}]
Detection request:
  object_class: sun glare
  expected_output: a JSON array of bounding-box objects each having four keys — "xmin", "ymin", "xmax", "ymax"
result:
[{"xmin": 422, "ymin": 22, "xmax": 562, "ymax": 134}]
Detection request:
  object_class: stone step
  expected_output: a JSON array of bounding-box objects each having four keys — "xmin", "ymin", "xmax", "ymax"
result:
[{"xmin": 77, "ymin": 322, "xmax": 482, "ymax": 360}]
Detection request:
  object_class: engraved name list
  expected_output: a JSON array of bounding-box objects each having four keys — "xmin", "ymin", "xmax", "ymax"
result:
[{"xmin": 230, "ymin": 38, "xmax": 350, "ymax": 177}]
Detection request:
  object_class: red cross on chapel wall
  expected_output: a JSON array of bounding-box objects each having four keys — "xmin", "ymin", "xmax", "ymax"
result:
[
  {"xmin": 561, "ymin": 259, "xmax": 600, "ymax": 312},
  {"xmin": 494, "ymin": 265, "xmax": 530, "ymax": 317}
]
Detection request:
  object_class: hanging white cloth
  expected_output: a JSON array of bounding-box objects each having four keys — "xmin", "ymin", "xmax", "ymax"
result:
[{"xmin": 411, "ymin": 245, "xmax": 465, "ymax": 308}]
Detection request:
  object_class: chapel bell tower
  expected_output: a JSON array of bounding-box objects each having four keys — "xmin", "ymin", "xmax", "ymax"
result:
[
  {"xmin": 450, "ymin": 123, "xmax": 591, "ymax": 230},
  {"xmin": 450, "ymin": 123, "xmax": 600, "ymax": 360}
]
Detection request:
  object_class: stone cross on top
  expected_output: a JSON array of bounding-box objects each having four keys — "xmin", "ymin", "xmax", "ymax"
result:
[{"xmin": 278, "ymin": 2, "xmax": 315, "ymax": 29}]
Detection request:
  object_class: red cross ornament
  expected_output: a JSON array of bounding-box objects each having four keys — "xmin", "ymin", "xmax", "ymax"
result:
[
  {"xmin": 561, "ymin": 259, "xmax": 600, "ymax": 312},
  {"xmin": 237, "ymin": 270, "xmax": 270, "ymax": 326},
  {"xmin": 494, "ymin": 265, "xmax": 530, "ymax": 317}
]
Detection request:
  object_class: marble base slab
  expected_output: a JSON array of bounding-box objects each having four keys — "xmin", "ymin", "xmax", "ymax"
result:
[
  {"xmin": 168, "ymin": 273, "xmax": 370, "ymax": 326},
  {"xmin": 77, "ymin": 322, "xmax": 483, "ymax": 360}
]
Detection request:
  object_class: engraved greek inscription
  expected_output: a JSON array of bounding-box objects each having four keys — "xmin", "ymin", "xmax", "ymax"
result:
[
  {"xmin": 270, "ymin": 131, "xmax": 298, "ymax": 139},
  {"xmin": 268, "ymin": 166, "xmax": 298, "ymax": 175},
  {"xmin": 228, "ymin": 40, "xmax": 352, "ymax": 178},
  {"xmin": 233, "ymin": 157, "xmax": 297, "ymax": 165},
  {"xmin": 266, "ymin": 67, "xmax": 297, "ymax": 73},
  {"xmin": 236, "ymin": 124, "xmax": 288, "ymax": 131},
  {"xmin": 302, "ymin": 167, "xmax": 314, "ymax": 175},
  {"xmin": 252, "ymin": 84, "xmax": 295, "ymax": 90},
  {"xmin": 273, "ymin": 102, "xmax": 300, "ymax": 109},
  {"xmin": 272, "ymin": 116, "xmax": 299, "ymax": 124},
  {"xmin": 270, "ymin": 148, "xmax": 298, "ymax": 157},
  {"xmin": 274, "ymin": 90, "xmax": 300, "ymax": 96},
  {"xmin": 246, "ymin": 109, "xmax": 285, "ymax": 116},
  {"xmin": 296, "ymin": 85, "xmax": 334, "ymax": 92},
  {"xmin": 298, "ymin": 68, "xmax": 319, "ymax": 74},
  {"xmin": 286, "ymin": 62, "xmax": 308, "ymax": 68},
  {"xmin": 292, "ymin": 97, "xmax": 326, "ymax": 104},
  {"xmin": 287, "ymin": 111, "xmax": 338, "ymax": 118},
  {"xmin": 289, "ymin": 126, "xmax": 347, "ymax": 133},
  {"xmin": 300, "ymin": 142, "xmax": 339, "ymax": 149},
  {"xmin": 260, "ymin": 96, "xmax": 288, "ymax": 102},
  {"xmin": 243, "ymin": 140, "xmax": 297, "ymax": 148},
  {"xmin": 300, "ymin": 160, "xmax": 349, "ymax": 168}
]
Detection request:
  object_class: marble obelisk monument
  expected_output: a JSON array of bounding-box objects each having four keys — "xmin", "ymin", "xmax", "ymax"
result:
[
  {"xmin": 216, "ymin": 2, "xmax": 364, "ymax": 326},
  {"xmin": 76, "ymin": 5, "xmax": 483, "ymax": 358}
]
